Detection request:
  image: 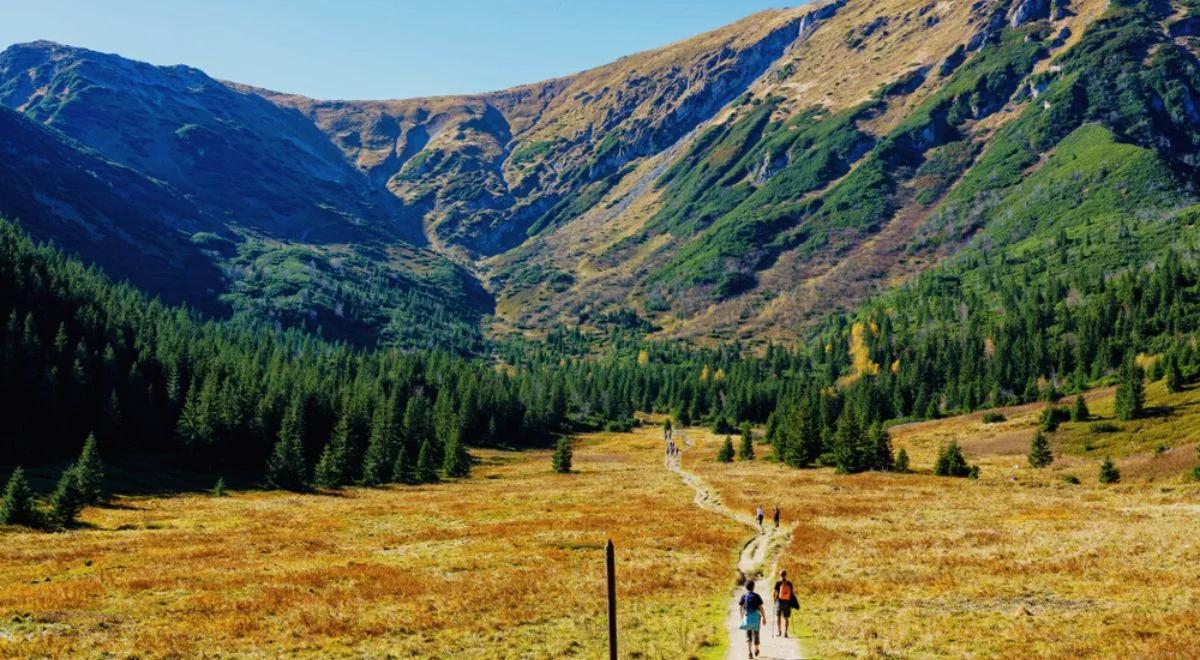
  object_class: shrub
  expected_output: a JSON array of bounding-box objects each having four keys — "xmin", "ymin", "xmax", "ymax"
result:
[
  {"xmin": 981, "ymin": 412, "xmax": 1006, "ymax": 424},
  {"xmin": 212, "ymin": 477, "xmax": 227, "ymax": 498},
  {"xmin": 1099, "ymin": 456, "xmax": 1120, "ymax": 484},
  {"xmin": 552, "ymin": 437, "xmax": 574, "ymax": 473},
  {"xmin": 1039, "ymin": 406, "xmax": 1069, "ymax": 432},
  {"xmin": 717, "ymin": 436, "xmax": 735, "ymax": 463},
  {"xmin": 1062, "ymin": 474, "xmax": 1081, "ymax": 485},
  {"xmin": 1089, "ymin": 422, "xmax": 1120, "ymax": 434}
]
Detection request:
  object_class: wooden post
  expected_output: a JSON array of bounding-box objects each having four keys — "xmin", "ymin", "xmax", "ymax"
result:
[{"xmin": 606, "ymin": 538, "xmax": 617, "ymax": 660}]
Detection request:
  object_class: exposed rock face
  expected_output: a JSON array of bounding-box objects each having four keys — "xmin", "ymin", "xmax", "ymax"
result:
[{"xmin": 1009, "ymin": 0, "xmax": 1051, "ymax": 27}]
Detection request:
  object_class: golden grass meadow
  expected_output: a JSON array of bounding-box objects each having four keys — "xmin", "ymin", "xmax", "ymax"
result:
[{"xmin": 2, "ymin": 384, "xmax": 1199, "ymax": 658}]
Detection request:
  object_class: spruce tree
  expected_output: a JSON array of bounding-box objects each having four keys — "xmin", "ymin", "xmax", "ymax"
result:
[
  {"xmin": 414, "ymin": 438, "xmax": 438, "ymax": 483},
  {"xmin": 553, "ymin": 436, "xmax": 574, "ymax": 473},
  {"xmin": 717, "ymin": 436, "xmax": 735, "ymax": 463},
  {"xmin": 0, "ymin": 467, "xmax": 39, "ymax": 527},
  {"xmin": 266, "ymin": 399, "xmax": 308, "ymax": 491},
  {"xmin": 1165, "ymin": 357, "xmax": 1183, "ymax": 394},
  {"xmin": 1099, "ymin": 456, "xmax": 1120, "ymax": 484},
  {"xmin": 934, "ymin": 441, "xmax": 972, "ymax": 477},
  {"xmin": 832, "ymin": 411, "xmax": 866, "ymax": 474},
  {"xmin": 1114, "ymin": 360, "xmax": 1145, "ymax": 421},
  {"xmin": 894, "ymin": 447, "xmax": 910, "ymax": 473},
  {"xmin": 1070, "ymin": 395, "xmax": 1089, "ymax": 422},
  {"xmin": 868, "ymin": 423, "xmax": 895, "ymax": 471},
  {"xmin": 362, "ymin": 400, "xmax": 400, "ymax": 486},
  {"xmin": 47, "ymin": 466, "xmax": 83, "ymax": 528},
  {"xmin": 738, "ymin": 424, "xmax": 755, "ymax": 461},
  {"xmin": 442, "ymin": 428, "xmax": 471, "ymax": 478},
  {"xmin": 1028, "ymin": 430, "xmax": 1053, "ymax": 468},
  {"xmin": 391, "ymin": 448, "xmax": 411, "ymax": 484},
  {"xmin": 314, "ymin": 436, "xmax": 352, "ymax": 489},
  {"xmin": 73, "ymin": 433, "xmax": 105, "ymax": 505},
  {"xmin": 212, "ymin": 477, "xmax": 227, "ymax": 497}
]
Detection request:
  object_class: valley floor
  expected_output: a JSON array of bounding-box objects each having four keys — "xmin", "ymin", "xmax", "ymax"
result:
[{"xmin": 2, "ymin": 384, "xmax": 1198, "ymax": 658}]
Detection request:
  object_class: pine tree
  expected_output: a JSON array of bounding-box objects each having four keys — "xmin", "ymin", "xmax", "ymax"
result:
[
  {"xmin": 314, "ymin": 436, "xmax": 352, "ymax": 489},
  {"xmin": 1191, "ymin": 446, "xmax": 1200, "ymax": 482},
  {"xmin": 362, "ymin": 399, "xmax": 400, "ymax": 486},
  {"xmin": 934, "ymin": 441, "xmax": 972, "ymax": 477},
  {"xmin": 868, "ymin": 423, "xmax": 895, "ymax": 471},
  {"xmin": 1114, "ymin": 360, "xmax": 1145, "ymax": 421},
  {"xmin": 73, "ymin": 433, "xmax": 105, "ymax": 505},
  {"xmin": 0, "ymin": 467, "xmax": 39, "ymax": 527},
  {"xmin": 47, "ymin": 466, "xmax": 84, "ymax": 528},
  {"xmin": 894, "ymin": 447, "xmax": 910, "ymax": 473},
  {"xmin": 1165, "ymin": 357, "xmax": 1183, "ymax": 394},
  {"xmin": 442, "ymin": 427, "xmax": 471, "ymax": 478},
  {"xmin": 738, "ymin": 424, "xmax": 755, "ymax": 461},
  {"xmin": 832, "ymin": 411, "xmax": 866, "ymax": 474},
  {"xmin": 552, "ymin": 436, "xmax": 574, "ymax": 473},
  {"xmin": 1028, "ymin": 430, "xmax": 1053, "ymax": 468},
  {"xmin": 1099, "ymin": 455, "xmax": 1120, "ymax": 484},
  {"xmin": 1070, "ymin": 395, "xmax": 1089, "ymax": 422},
  {"xmin": 212, "ymin": 477, "xmax": 227, "ymax": 497},
  {"xmin": 391, "ymin": 448, "xmax": 410, "ymax": 484},
  {"xmin": 717, "ymin": 436, "xmax": 735, "ymax": 463},
  {"xmin": 266, "ymin": 399, "xmax": 307, "ymax": 491},
  {"xmin": 415, "ymin": 438, "xmax": 438, "ymax": 483}
]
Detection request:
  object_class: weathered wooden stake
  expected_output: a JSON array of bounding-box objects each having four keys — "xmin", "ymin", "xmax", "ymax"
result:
[{"xmin": 606, "ymin": 538, "xmax": 617, "ymax": 660}]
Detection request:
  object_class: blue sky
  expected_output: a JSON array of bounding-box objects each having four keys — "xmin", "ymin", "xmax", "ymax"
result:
[{"xmin": 1, "ymin": 1, "xmax": 797, "ymax": 100}]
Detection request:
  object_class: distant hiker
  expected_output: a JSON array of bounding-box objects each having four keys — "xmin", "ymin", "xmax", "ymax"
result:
[
  {"xmin": 739, "ymin": 580, "xmax": 766, "ymax": 658},
  {"xmin": 756, "ymin": 505, "xmax": 765, "ymax": 529},
  {"xmin": 772, "ymin": 504, "xmax": 780, "ymax": 529},
  {"xmin": 773, "ymin": 569, "xmax": 798, "ymax": 638}
]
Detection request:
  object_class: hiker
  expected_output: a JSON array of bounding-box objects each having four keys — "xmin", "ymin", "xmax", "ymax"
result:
[
  {"xmin": 739, "ymin": 579, "xmax": 766, "ymax": 658},
  {"xmin": 772, "ymin": 504, "xmax": 780, "ymax": 529},
  {"xmin": 755, "ymin": 505, "xmax": 764, "ymax": 529},
  {"xmin": 773, "ymin": 569, "xmax": 798, "ymax": 638}
]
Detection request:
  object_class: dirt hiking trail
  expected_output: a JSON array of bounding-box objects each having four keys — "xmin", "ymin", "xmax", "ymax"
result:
[{"xmin": 665, "ymin": 430, "xmax": 813, "ymax": 659}]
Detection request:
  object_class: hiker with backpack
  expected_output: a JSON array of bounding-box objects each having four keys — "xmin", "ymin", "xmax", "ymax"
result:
[
  {"xmin": 772, "ymin": 504, "xmax": 780, "ymax": 529},
  {"xmin": 773, "ymin": 569, "xmax": 799, "ymax": 638},
  {"xmin": 739, "ymin": 579, "xmax": 766, "ymax": 658},
  {"xmin": 755, "ymin": 505, "xmax": 765, "ymax": 529}
]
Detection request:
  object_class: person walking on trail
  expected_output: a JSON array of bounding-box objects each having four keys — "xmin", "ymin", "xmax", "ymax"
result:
[
  {"xmin": 773, "ymin": 569, "xmax": 798, "ymax": 638},
  {"xmin": 772, "ymin": 504, "xmax": 780, "ymax": 529},
  {"xmin": 739, "ymin": 580, "xmax": 766, "ymax": 658},
  {"xmin": 755, "ymin": 505, "xmax": 765, "ymax": 529}
]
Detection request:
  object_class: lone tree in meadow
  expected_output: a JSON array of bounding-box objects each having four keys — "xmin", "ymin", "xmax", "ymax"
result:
[
  {"xmin": 1028, "ymin": 430, "xmax": 1054, "ymax": 468},
  {"xmin": 717, "ymin": 436, "xmax": 735, "ymax": 463},
  {"xmin": 894, "ymin": 447, "xmax": 910, "ymax": 473},
  {"xmin": 1115, "ymin": 360, "xmax": 1145, "ymax": 421},
  {"xmin": 0, "ymin": 467, "xmax": 39, "ymax": 527},
  {"xmin": 1099, "ymin": 456, "xmax": 1120, "ymax": 484},
  {"xmin": 552, "ymin": 436, "xmax": 573, "ymax": 473},
  {"xmin": 738, "ymin": 424, "xmax": 755, "ymax": 461},
  {"xmin": 934, "ymin": 441, "xmax": 975, "ymax": 478},
  {"xmin": 1070, "ymin": 395, "xmax": 1090, "ymax": 422}
]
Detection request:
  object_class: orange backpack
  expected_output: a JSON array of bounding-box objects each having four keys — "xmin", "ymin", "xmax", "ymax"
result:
[{"xmin": 778, "ymin": 580, "xmax": 793, "ymax": 601}]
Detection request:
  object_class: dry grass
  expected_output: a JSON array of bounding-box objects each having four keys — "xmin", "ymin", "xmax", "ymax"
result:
[
  {"xmin": 0, "ymin": 429, "xmax": 743, "ymax": 658},
  {"xmin": 683, "ymin": 387, "xmax": 1200, "ymax": 658}
]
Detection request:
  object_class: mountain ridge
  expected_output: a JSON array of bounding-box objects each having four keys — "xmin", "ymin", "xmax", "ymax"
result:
[{"xmin": 2, "ymin": 0, "xmax": 1197, "ymax": 352}]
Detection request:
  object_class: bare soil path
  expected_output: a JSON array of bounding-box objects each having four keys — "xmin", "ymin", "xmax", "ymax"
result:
[{"xmin": 664, "ymin": 430, "xmax": 812, "ymax": 660}]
